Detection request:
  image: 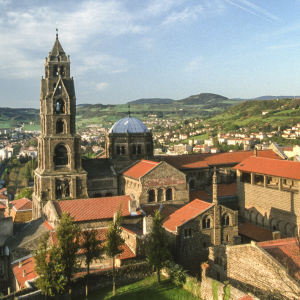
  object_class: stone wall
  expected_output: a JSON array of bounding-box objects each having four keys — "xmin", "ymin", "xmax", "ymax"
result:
[
  {"xmin": 227, "ymin": 242, "xmax": 300, "ymax": 299},
  {"xmin": 237, "ymin": 181, "xmax": 299, "ymax": 236}
]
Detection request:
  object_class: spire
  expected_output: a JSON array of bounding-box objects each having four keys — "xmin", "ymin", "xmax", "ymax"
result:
[
  {"xmin": 212, "ymin": 167, "xmax": 218, "ymax": 204},
  {"xmin": 48, "ymin": 30, "xmax": 67, "ymax": 61}
]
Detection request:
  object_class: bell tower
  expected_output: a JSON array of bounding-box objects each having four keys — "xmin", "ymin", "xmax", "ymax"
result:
[{"xmin": 32, "ymin": 33, "xmax": 88, "ymax": 219}]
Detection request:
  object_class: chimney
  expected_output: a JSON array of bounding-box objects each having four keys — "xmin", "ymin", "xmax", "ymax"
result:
[
  {"xmin": 128, "ymin": 199, "xmax": 137, "ymax": 214},
  {"xmin": 143, "ymin": 216, "xmax": 153, "ymax": 235},
  {"xmin": 254, "ymin": 148, "xmax": 257, "ymax": 157},
  {"xmin": 23, "ymin": 270, "xmax": 26, "ymax": 277},
  {"xmin": 272, "ymin": 231, "xmax": 281, "ymax": 240},
  {"xmin": 19, "ymin": 261, "xmax": 22, "ymax": 268}
]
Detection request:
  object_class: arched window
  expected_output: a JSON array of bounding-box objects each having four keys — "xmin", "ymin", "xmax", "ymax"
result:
[
  {"xmin": 189, "ymin": 180, "xmax": 195, "ymax": 190},
  {"xmin": 132, "ymin": 145, "xmax": 136, "ymax": 155},
  {"xmin": 138, "ymin": 145, "xmax": 142, "ymax": 155},
  {"xmin": 56, "ymin": 120, "xmax": 64, "ymax": 134},
  {"xmin": 56, "ymin": 180, "xmax": 69, "ymax": 199},
  {"xmin": 117, "ymin": 146, "xmax": 120, "ymax": 155},
  {"xmin": 149, "ymin": 190, "xmax": 155, "ymax": 202},
  {"xmin": 157, "ymin": 189, "xmax": 163, "ymax": 201},
  {"xmin": 222, "ymin": 215, "xmax": 230, "ymax": 226},
  {"xmin": 55, "ymin": 99, "xmax": 65, "ymax": 114},
  {"xmin": 60, "ymin": 66, "xmax": 65, "ymax": 76},
  {"xmin": 53, "ymin": 65, "xmax": 58, "ymax": 77},
  {"xmin": 55, "ymin": 145, "xmax": 68, "ymax": 166},
  {"xmin": 166, "ymin": 188, "xmax": 173, "ymax": 201},
  {"xmin": 122, "ymin": 146, "xmax": 125, "ymax": 155},
  {"xmin": 202, "ymin": 216, "xmax": 211, "ymax": 229}
]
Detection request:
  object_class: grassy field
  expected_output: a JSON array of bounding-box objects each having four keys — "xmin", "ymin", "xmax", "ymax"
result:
[{"xmin": 75, "ymin": 276, "xmax": 199, "ymax": 300}]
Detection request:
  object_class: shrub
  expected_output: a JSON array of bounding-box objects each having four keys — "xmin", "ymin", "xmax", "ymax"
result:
[{"xmin": 166, "ymin": 262, "xmax": 187, "ymax": 286}]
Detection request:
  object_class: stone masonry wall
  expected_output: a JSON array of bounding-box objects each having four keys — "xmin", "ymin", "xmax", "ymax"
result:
[
  {"xmin": 237, "ymin": 182, "xmax": 300, "ymax": 236},
  {"xmin": 227, "ymin": 242, "xmax": 300, "ymax": 299}
]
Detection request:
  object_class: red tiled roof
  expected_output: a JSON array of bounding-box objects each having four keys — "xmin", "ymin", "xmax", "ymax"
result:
[
  {"xmin": 0, "ymin": 203, "xmax": 5, "ymax": 209},
  {"xmin": 122, "ymin": 160, "xmax": 160, "ymax": 179},
  {"xmin": 43, "ymin": 221, "xmax": 54, "ymax": 230},
  {"xmin": 234, "ymin": 157, "xmax": 300, "ymax": 180},
  {"xmin": 12, "ymin": 256, "xmax": 37, "ymax": 289},
  {"xmin": 121, "ymin": 226, "xmax": 143, "ymax": 236},
  {"xmin": 238, "ymin": 222, "xmax": 286, "ymax": 242},
  {"xmin": 0, "ymin": 188, "xmax": 7, "ymax": 194},
  {"xmin": 258, "ymin": 238, "xmax": 300, "ymax": 280},
  {"xmin": 0, "ymin": 193, "xmax": 8, "ymax": 199},
  {"xmin": 12, "ymin": 198, "xmax": 32, "ymax": 211},
  {"xmin": 239, "ymin": 296, "xmax": 254, "ymax": 300},
  {"xmin": 141, "ymin": 204, "xmax": 178, "ymax": 220},
  {"xmin": 190, "ymin": 183, "xmax": 237, "ymax": 201},
  {"xmin": 161, "ymin": 150, "xmax": 281, "ymax": 170},
  {"xmin": 119, "ymin": 243, "xmax": 136, "ymax": 260},
  {"xmin": 53, "ymin": 195, "xmax": 141, "ymax": 222},
  {"xmin": 163, "ymin": 200, "xmax": 212, "ymax": 232}
]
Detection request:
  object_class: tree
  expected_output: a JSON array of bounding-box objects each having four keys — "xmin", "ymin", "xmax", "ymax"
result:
[
  {"xmin": 56, "ymin": 213, "xmax": 82, "ymax": 299},
  {"xmin": 105, "ymin": 207, "xmax": 125, "ymax": 296},
  {"xmin": 14, "ymin": 187, "xmax": 33, "ymax": 200},
  {"xmin": 147, "ymin": 210, "xmax": 172, "ymax": 284},
  {"xmin": 81, "ymin": 229, "xmax": 104, "ymax": 299},
  {"xmin": 34, "ymin": 232, "xmax": 65, "ymax": 300}
]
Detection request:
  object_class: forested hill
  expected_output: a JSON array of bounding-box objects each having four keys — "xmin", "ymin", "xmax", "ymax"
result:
[{"xmin": 129, "ymin": 98, "xmax": 174, "ymax": 104}]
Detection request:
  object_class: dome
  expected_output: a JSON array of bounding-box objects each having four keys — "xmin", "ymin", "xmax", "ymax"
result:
[{"xmin": 109, "ymin": 116, "xmax": 149, "ymax": 134}]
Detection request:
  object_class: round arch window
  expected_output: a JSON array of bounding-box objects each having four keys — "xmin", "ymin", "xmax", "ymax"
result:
[{"xmin": 55, "ymin": 145, "xmax": 68, "ymax": 166}]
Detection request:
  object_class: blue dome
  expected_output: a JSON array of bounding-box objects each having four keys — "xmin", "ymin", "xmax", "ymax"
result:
[{"xmin": 109, "ymin": 116, "xmax": 149, "ymax": 134}]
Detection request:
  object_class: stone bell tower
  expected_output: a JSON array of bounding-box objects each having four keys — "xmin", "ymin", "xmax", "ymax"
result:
[{"xmin": 32, "ymin": 33, "xmax": 88, "ymax": 219}]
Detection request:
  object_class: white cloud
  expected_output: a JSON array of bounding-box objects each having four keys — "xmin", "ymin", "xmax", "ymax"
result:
[
  {"xmin": 183, "ymin": 57, "xmax": 202, "ymax": 72},
  {"xmin": 163, "ymin": 5, "xmax": 203, "ymax": 25},
  {"xmin": 95, "ymin": 82, "xmax": 109, "ymax": 91}
]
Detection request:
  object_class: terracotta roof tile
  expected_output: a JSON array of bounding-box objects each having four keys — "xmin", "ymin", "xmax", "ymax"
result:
[
  {"xmin": 12, "ymin": 256, "xmax": 37, "ymax": 289},
  {"xmin": 190, "ymin": 183, "xmax": 237, "ymax": 201},
  {"xmin": 161, "ymin": 150, "xmax": 281, "ymax": 170},
  {"xmin": 53, "ymin": 195, "xmax": 141, "ymax": 222},
  {"xmin": 234, "ymin": 157, "xmax": 300, "ymax": 180},
  {"xmin": 163, "ymin": 200, "xmax": 212, "ymax": 232},
  {"xmin": 0, "ymin": 188, "xmax": 7, "ymax": 194},
  {"xmin": 238, "ymin": 222, "xmax": 286, "ymax": 242},
  {"xmin": 258, "ymin": 238, "xmax": 300, "ymax": 280},
  {"xmin": 122, "ymin": 160, "xmax": 160, "ymax": 179},
  {"xmin": 0, "ymin": 203, "xmax": 5, "ymax": 209},
  {"xmin": 0, "ymin": 194, "xmax": 8, "ymax": 199},
  {"xmin": 12, "ymin": 198, "xmax": 32, "ymax": 211},
  {"xmin": 43, "ymin": 221, "xmax": 54, "ymax": 230},
  {"xmin": 142, "ymin": 204, "xmax": 178, "ymax": 220},
  {"xmin": 119, "ymin": 243, "xmax": 136, "ymax": 260}
]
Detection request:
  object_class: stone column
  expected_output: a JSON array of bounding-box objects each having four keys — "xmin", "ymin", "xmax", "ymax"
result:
[
  {"xmin": 251, "ymin": 173, "xmax": 255, "ymax": 185},
  {"xmin": 279, "ymin": 178, "xmax": 282, "ymax": 190},
  {"xmin": 50, "ymin": 177, "xmax": 56, "ymax": 200},
  {"xmin": 264, "ymin": 175, "xmax": 267, "ymax": 188},
  {"xmin": 71, "ymin": 176, "xmax": 76, "ymax": 198}
]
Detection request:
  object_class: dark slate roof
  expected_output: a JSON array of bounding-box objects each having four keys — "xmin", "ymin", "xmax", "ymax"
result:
[
  {"xmin": 49, "ymin": 34, "xmax": 67, "ymax": 61},
  {"xmin": 82, "ymin": 158, "xmax": 116, "ymax": 178},
  {"xmin": 6, "ymin": 218, "xmax": 50, "ymax": 260}
]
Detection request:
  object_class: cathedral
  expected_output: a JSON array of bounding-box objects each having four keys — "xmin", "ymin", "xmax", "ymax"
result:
[{"xmin": 32, "ymin": 34, "xmax": 189, "ymax": 219}]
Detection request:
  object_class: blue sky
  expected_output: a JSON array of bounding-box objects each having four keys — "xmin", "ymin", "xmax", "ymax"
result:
[{"xmin": 1, "ymin": 0, "xmax": 300, "ymax": 108}]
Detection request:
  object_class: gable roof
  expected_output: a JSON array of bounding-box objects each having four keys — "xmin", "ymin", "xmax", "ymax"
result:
[
  {"xmin": 122, "ymin": 160, "xmax": 160, "ymax": 179},
  {"xmin": 258, "ymin": 238, "xmax": 300, "ymax": 280},
  {"xmin": 12, "ymin": 256, "xmax": 37, "ymax": 289},
  {"xmin": 53, "ymin": 195, "xmax": 141, "ymax": 222},
  {"xmin": 160, "ymin": 150, "xmax": 281, "ymax": 170},
  {"xmin": 238, "ymin": 222, "xmax": 286, "ymax": 242},
  {"xmin": 163, "ymin": 199, "xmax": 212, "ymax": 232},
  {"xmin": 12, "ymin": 198, "xmax": 32, "ymax": 211},
  {"xmin": 190, "ymin": 183, "xmax": 237, "ymax": 202},
  {"xmin": 234, "ymin": 156, "xmax": 300, "ymax": 180},
  {"xmin": 141, "ymin": 204, "xmax": 178, "ymax": 220}
]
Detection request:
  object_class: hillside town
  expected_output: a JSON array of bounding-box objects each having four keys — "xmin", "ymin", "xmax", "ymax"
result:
[{"xmin": 0, "ymin": 34, "xmax": 299, "ymax": 300}]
